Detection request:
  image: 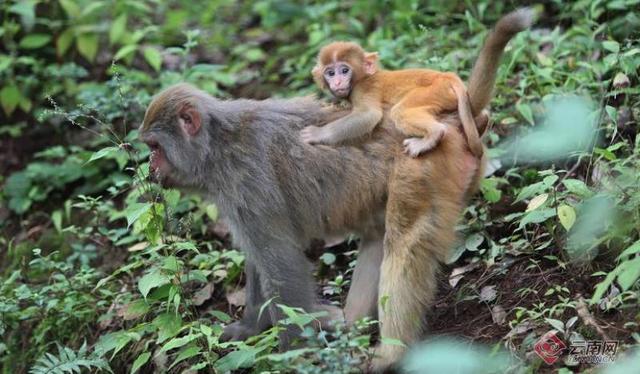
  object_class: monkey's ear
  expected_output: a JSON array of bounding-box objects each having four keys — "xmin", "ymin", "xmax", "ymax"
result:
[
  {"xmin": 363, "ymin": 52, "xmax": 379, "ymax": 75},
  {"xmin": 312, "ymin": 64, "xmax": 327, "ymax": 90},
  {"xmin": 178, "ymin": 103, "xmax": 201, "ymax": 137}
]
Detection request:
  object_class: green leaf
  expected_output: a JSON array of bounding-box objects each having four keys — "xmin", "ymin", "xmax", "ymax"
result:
[
  {"xmin": 143, "ymin": 47, "xmax": 162, "ymax": 71},
  {"xmin": 51, "ymin": 210, "xmax": 63, "ymax": 233},
  {"xmin": 125, "ymin": 202, "xmax": 152, "ymax": 228},
  {"xmin": 464, "ymin": 233, "xmax": 484, "ymax": 251},
  {"xmin": 9, "ymin": 2, "xmax": 36, "ymax": 29},
  {"xmin": 57, "ymin": 28, "xmax": 75, "ymax": 57},
  {"xmin": 545, "ymin": 318, "xmax": 565, "ymax": 332},
  {"xmin": 59, "ymin": 0, "xmax": 81, "ymax": 17},
  {"xmin": 215, "ymin": 348, "xmax": 259, "ymax": 372},
  {"xmin": 114, "ymin": 44, "xmax": 137, "ymax": 60},
  {"xmin": 110, "ymin": 14, "xmax": 127, "ymax": 44},
  {"xmin": 131, "ymin": 352, "xmax": 150, "ymax": 374},
  {"xmin": 205, "ymin": 204, "xmax": 218, "ymax": 221},
  {"xmin": 562, "ymin": 179, "xmax": 591, "ymax": 197},
  {"xmin": 320, "ymin": 252, "xmax": 336, "ymax": 265},
  {"xmin": 87, "ymin": 146, "xmax": 119, "ymax": 164},
  {"xmin": 617, "ymin": 258, "xmax": 640, "ymax": 291},
  {"xmin": 160, "ymin": 334, "xmax": 200, "ymax": 353},
  {"xmin": 153, "ymin": 313, "xmax": 183, "ymax": 343},
  {"xmin": 76, "ymin": 33, "xmax": 99, "ymax": 62},
  {"xmin": 516, "ymin": 101, "xmax": 534, "ymax": 125},
  {"xmin": 1, "ymin": 84, "xmax": 21, "ymax": 115},
  {"xmin": 617, "ymin": 240, "xmax": 640, "ymax": 260},
  {"xmin": 19, "ymin": 34, "xmax": 51, "ymax": 49},
  {"xmin": 526, "ymin": 193, "xmax": 548, "ymax": 212},
  {"xmin": 602, "ymin": 41, "xmax": 620, "ymax": 53},
  {"xmin": 138, "ymin": 270, "xmax": 169, "ymax": 299},
  {"xmin": 518, "ymin": 208, "xmax": 556, "ymax": 229},
  {"xmin": 557, "ymin": 204, "xmax": 576, "ymax": 231},
  {"xmin": 169, "ymin": 345, "xmax": 200, "ymax": 370},
  {"xmin": 121, "ymin": 299, "xmax": 150, "ymax": 320}
]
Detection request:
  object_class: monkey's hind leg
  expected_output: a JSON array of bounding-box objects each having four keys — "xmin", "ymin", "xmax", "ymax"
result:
[
  {"xmin": 372, "ymin": 161, "xmax": 462, "ymax": 371},
  {"xmin": 390, "ymin": 87, "xmax": 456, "ymax": 157}
]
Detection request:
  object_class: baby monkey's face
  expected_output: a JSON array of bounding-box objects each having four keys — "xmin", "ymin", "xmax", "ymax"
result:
[{"xmin": 323, "ymin": 62, "xmax": 353, "ymax": 98}]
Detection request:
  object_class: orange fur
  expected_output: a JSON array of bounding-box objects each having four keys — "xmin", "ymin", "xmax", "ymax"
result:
[{"xmin": 307, "ymin": 42, "xmax": 484, "ymax": 158}]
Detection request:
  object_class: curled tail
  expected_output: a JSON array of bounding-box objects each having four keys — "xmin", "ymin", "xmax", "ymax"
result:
[
  {"xmin": 451, "ymin": 82, "xmax": 483, "ymax": 158},
  {"xmin": 468, "ymin": 7, "xmax": 537, "ymax": 116}
]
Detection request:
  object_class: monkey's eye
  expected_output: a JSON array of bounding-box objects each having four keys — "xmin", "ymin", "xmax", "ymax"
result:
[
  {"xmin": 325, "ymin": 69, "xmax": 335, "ymax": 77},
  {"xmin": 341, "ymin": 67, "xmax": 350, "ymax": 74}
]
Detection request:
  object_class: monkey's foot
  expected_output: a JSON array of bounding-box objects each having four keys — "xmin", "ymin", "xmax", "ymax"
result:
[
  {"xmin": 403, "ymin": 137, "xmax": 438, "ymax": 157},
  {"xmin": 316, "ymin": 304, "xmax": 345, "ymax": 329},
  {"xmin": 368, "ymin": 343, "xmax": 405, "ymax": 373},
  {"xmin": 220, "ymin": 321, "xmax": 258, "ymax": 342}
]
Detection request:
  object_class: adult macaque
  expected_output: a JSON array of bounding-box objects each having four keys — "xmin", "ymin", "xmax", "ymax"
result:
[
  {"xmin": 302, "ymin": 42, "xmax": 484, "ymax": 158},
  {"xmin": 139, "ymin": 7, "xmax": 534, "ymax": 371}
]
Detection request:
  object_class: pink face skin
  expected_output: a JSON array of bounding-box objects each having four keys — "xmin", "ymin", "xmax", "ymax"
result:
[
  {"xmin": 144, "ymin": 139, "xmax": 174, "ymax": 186},
  {"xmin": 323, "ymin": 62, "xmax": 353, "ymax": 98}
]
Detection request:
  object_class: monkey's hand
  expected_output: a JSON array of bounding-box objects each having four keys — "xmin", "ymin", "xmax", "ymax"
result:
[{"xmin": 300, "ymin": 125, "xmax": 330, "ymax": 145}]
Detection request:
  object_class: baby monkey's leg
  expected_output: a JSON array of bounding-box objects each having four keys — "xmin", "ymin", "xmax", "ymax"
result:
[{"xmin": 390, "ymin": 87, "xmax": 456, "ymax": 157}]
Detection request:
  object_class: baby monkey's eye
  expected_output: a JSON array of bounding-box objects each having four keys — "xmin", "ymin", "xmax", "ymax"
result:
[
  {"xmin": 325, "ymin": 69, "xmax": 335, "ymax": 77},
  {"xmin": 341, "ymin": 67, "xmax": 350, "ymax": 74}
]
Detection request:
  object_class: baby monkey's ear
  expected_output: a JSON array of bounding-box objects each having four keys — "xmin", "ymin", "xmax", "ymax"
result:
[
  {"xmin": 312, "ymin": 64, "xmax": 328, "ymax": 90},
  {"xmin": 363, "ymin": 52, "xmax": 379, "ymax": 75}
]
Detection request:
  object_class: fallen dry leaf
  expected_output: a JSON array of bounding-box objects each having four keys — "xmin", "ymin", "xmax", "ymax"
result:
[
  {"xmin": 192, "ymin": 283, "xmax": 214, "ymax": 306},
  {"xmin": 226, "ymin": 287, "xmax": 246, "ymax": 307},
  {"xmin": 480, "ymin": 285, "xmax": 498, "ymax": 303},
  {"xmin": 448, "ymin": 262, "xmax": 480, "ymax": 288},
  {"xmin": 491, "ymin": 305, "xmax": 507, "ymax": 325}
]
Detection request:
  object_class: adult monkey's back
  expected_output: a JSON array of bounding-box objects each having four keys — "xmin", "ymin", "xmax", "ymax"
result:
[{"xmin": 139, "ymin": 7, "xmax": 534, "ymax": 371}]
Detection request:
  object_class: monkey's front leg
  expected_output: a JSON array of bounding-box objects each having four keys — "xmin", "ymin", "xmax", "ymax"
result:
[{"xmin": 221, "ymin": 260, "xmax": 270, "ymax": 341}]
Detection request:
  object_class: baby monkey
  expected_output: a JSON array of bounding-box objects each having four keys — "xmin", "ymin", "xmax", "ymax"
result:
[{"xmin": 301, "ymin": 41, "xmax": 483, "ymax": 158}]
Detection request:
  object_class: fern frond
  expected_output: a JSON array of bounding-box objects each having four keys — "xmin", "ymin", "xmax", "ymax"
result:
[{"xmin": 29, "ymin": 343, "xmax": 112, "ymax": 374}]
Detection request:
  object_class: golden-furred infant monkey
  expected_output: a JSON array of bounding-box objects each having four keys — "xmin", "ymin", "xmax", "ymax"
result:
[{"xmin": 301, "ymin": 41, "xmax": 484, "ymax": 158}]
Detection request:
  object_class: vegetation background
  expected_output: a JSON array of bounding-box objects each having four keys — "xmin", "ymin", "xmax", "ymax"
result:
[{"xmin": 0, "ymin": 0, "xmax": 639, "ymax": 373}]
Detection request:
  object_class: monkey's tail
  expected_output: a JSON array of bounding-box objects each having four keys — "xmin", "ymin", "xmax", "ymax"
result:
[
  {"xmin": 467, "ymin": 7, "xmax": 538, "ymax": 116},
  {"xmin": 451, "ymin": 82, "xmax": 483, "ymax": 158}
]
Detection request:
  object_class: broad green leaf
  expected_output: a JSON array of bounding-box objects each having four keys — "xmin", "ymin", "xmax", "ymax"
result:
[
  {"xmin": 9, "ymin": 2, "xmax": 36, "ymax": 29},
  {"xmin": 114, "ymin": 44, "xmax": 137, "ymax": 60},
  {"xmin": 169, "ymin": 345, "xmax": 200, "ymax": 370},
  {"xmin": 545, "ymin": 318, "xmax": 565, "ymax": 332},
  {"xmin": 125, "ymin": 202, "xmax": 152, "ymax": 228},
  {"xmin": 59, "ymin": 0, "xmax": 81, "ymax": 17},
  {"xmin": 557, "ymin": 204, "xmax": 576, "ymax": 231},
  {"xmin": 518, "ymin": 208, "xmax": 556, "ymax": 229},
  {"xmin": 110, "ymin": 14, "xmax": 127, "ymax": 44},
  {"xmin": 153, "ymin": 312, "xmax": 183, "ymax": 343},
  {"xmin": 87, "ymin": 146, "xmax": 119, "ymax": 164},
  {"xmin": 617, "ymin": 240, "xmax": 640, "ymax": 260},
  {"xmin": 617, "ymin": 258, "xmax": 640, "ymax": 291},
  {"xmin": 19, "ymin": 34, "xmax": 51, "ymax": 49},
  {"xmin": 320, "ymin": 252, "xmax": 336, "ymax": 265},
  {"xmin": 57, "ymin": 28, "xmax": 74, "ymax": 57},
  {"xmin": 602, "ymin": 41, "xmax": 620, "ymax": 53},
  {"xmin": 138, "ymin": 270, "xmax": 169, "ymax": 299},
  {"xmin": 120, "ymin": 299, "xmax": 150, "ymax": 320},
  {"xmin": 215, "ymin": 348, "xmax": 259, "ymax": 372},
  {"xmin": 562, "ymin": 179, "xmax": 591, "ymax": 197},
  {"xmin": 205, "ymin": 204, "xmax": 218, "ymax": 221},
  {"xmin": 51, "ymin": 210, "xmax": 63, "ymax": 233},
  {"xmin": 131, "ymin": 352, "xmax": 150, "ymax": 374},
  {"xmin": 143, "ymin": 47, "xmax": 162, "ymax": 71},
  {"xmin": 526, "ymin": 193, "xmax": 548, "ymax": 212},
  {"xmin": 516, "ymin": 101, "xmax": 534, "ymax": 125},
  {"xmin": 464, "ymin": 233, "xmax": 484, "ymax": 251},
  {"xmin": 76, "ymin": 33, "xmax": 99, "ymax": 62},
  {"xmin": 0, "ymin": 84, "xmax": 21, "ymax": 115},
  {"xmin": 160, "ymin": 334, "xmax": 200, "ymax": 353}
]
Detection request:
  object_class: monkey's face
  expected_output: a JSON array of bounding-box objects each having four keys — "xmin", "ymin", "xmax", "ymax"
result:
[
  {"xmin": 323, "ymin": 62, "xmax": 353, "ymax": 98},
  {"xmin": 140, "ymin": 101, "xmax": 205, "ymax": 189}
]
